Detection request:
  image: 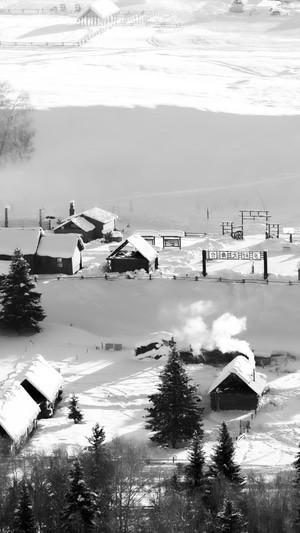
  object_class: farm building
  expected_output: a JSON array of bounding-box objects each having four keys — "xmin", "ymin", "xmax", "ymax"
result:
[
  {"xmin": 0, "ymin": 382, "xmax": 40, "ymax": 453},
  {"xmin": 35, "ymin": 234, "xmax": 84, "ymax": 275},
  {"xmin": 106, "ymin": 233, "xmax": 159, "ymax": 273},
  {"xmin": 78, "ymin": 0, "xmax": 120, "ymax": 25},
  {"xmin": 0, "ymin": 227, "xmax": 43, "ymax": 271},
  {"xmin": 230, "ymin": 0, "xmax": 245, "ymax": 13},
  {"xmin": 54, "ymin": 203, "xmax": 118, "ymax": 243},
  {"xmin": 20, "ymin": 355, "xmax": 63, "ymax": 418},
  {"xmin": 208, "ymin": 355, "xmax": 266, "ymax": 411}
]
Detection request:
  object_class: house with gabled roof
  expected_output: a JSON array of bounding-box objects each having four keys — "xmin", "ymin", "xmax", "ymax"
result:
[
  {"xmin": 208, "ymin": 355, "xmax": 266, "ymax": 411},
  {"xmin": 0, "ymin": 382, "xmax": 40, "ymax": 453},
  {"xmin": 35, "ymin": 233, "xmax": 84, "ymax": 275},
  {"xmin": 0, "ymin": 227, "xmax": 43, "ymax": 271},
  {"xmin": 106, "ymin": 233, "xmax": 159, "ymax": 273},
  {"xmin": 54, "ymin": 204, "xmax": 118, "ymax": 243},
  {"xmin": 20, "ymin": 355, "xmax": 63, "ymax": 419},
  {"xmin": 78, "ymin": 0, "xmax": 119, "ymax": 24}
]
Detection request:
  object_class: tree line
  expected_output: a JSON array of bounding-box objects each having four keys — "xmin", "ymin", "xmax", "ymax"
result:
[{"xmin": 1, "ymin": 422, "xmax": 300, "ymax": 533}]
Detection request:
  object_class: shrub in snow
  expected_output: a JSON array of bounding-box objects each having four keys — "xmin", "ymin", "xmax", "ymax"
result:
[
  {"xmin": 145, "ymin": 341, "xmax": 203, "ymax": 448},
  {"xmin": 68, "ymin": 394, "xmax": 83, "ymax": 424},
  {"xmin": 0, "ymin": 248, "xmax": 46, "ymax": 333}
]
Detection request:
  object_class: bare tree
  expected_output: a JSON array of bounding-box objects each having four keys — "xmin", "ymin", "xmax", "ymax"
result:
[{"xmin": 0, "ymin": 82, "xmax": 34, "ymax": 164}]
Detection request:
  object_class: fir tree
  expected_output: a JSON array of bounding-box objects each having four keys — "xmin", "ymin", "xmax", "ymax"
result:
[
  {"xmin": 214, "ymin": 499, "xmax": 248, "ymax": 533},
  {"xmin": 68, "ymin": 394, "xmax": 83, "ymax": 424},
  {"xmin": 86, "ymin": 423, "xmax": 106, "ymax": 454},
  {"xmin": 145, "ymin": 342, "xmax": 202, "ymax": 448},
  {"xmin": 0, "ymin": 248, "xmax": 46, "ymax": 332},
  {"xmin": 60, "ymin": 459, "xmax": 97, "ymax": 533},
  {"xmin": 210, "ymin": 422, "xmax": 244, "ymax": 486},
  {"xmin": 293, "ymin": 444, "xmax": 300, "ymax": 531},
  {"xmin": 185, "ymin": 422, "xmax": 206, "ymax": 491},
  {"xmin": 13, "ymin": 479, "xmax": 37, "ymax": 533}
]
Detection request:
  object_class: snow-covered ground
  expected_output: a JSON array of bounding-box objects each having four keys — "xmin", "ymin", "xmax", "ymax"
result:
[{"xmin": 1, "ymin": 232, "xmax": 300, "ymax": 473}]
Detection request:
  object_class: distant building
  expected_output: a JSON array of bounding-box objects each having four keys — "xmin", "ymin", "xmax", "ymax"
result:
[
  {"xmin": 208, "ymin": 355, "xmax": 266, "ymax": 411},
  {"xmin": 54, "ymin": 203, "xmax": 118, "ymax": 243},
  {"xmin": 0, "ymin": 382, "xmax": 40, "ymax": 453},
  {"xmin": 230, "ymin": 0, "xmax": 245, "ymax": 12},
  {"xmin": 106, "ymin": 233, "xmax": 159, "ymax": 273},
  {"xmin": 20, "ymin": 355, "xmax": 64, "ymax": 419},
  {"xmin": 35, "ymin": 233, "xmax": 84, "ymax": 275},
  {"xmin": 78, "ymin": 0, "xmax": 119, "ymax": 24}
]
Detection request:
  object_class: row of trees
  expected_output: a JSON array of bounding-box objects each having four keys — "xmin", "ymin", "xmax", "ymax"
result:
[{"xmin": 1, "ymin": 426, "xmax": 300, "ymax": 533}]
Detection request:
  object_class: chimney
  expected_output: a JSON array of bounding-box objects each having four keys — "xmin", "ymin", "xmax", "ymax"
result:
[
  {"xmin": 69, "ymin": 201, "xmax": 75, "ymax": 217},
  {"xmin": 4, "ymin": 205, "xmax": 10, "ymax": 228}
]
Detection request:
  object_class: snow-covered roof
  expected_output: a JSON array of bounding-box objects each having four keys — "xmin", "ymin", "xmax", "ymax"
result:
[
  {"xmin": 159, "ymin": 230, "xmax": 185, "ymax": 237},
  {"xmin": 0, "ymin": 382, "xmax": 40, "ymax": 443},
  {"xmin": 54, "ymin": 207, "xmax": 118, "ymax": 231},
  {"xmin": 0, "ymin": 228, "xmax": 43, "ymax": 256},
  {"xmin": 107, "ymin": 233, "xmax": 158, "ymax": 262},
  {"xmin": 37, "ymin": 234, "xmax": 84, "ymax": 258},
  {"xmin": 208, "ymin": 355, "xmax": 266, "ymax": 396},
  {"xmin": 70, "ymin": 216, "xmax": 95, "ymax": 232},
  {"xmin": 21, "ymin": 355, "xmax": 64, "ymax": 403},
  {"xmin": 79, "ymin": 0, "xmax": 119, "ymax": 19}
]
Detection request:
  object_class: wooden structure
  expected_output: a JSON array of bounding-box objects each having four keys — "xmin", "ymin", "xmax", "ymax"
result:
[
  {"xmin": 208, "ymin": 356, "xmax": 266, "ymax": 411},
  {"xmin": 35, "ymin": 234, "xmax": 84, "ymax": 275},
  {"xmin": 0, "ymin": 382, "xmax": 40, "ymax": 453},
  {"xmin": 20, "ymin": 355, "xmax": 63, "ymax": 419},
  {"xmin": 266, "ymin": 223, "xmax": 280, "ymax": 239},
  {"xmin": 78, "ymin": 0, "xmax": 119, "ymax": 25},
  {"xmin": 230, "ymin": 0, "xmax": 245, "ymax": 12},
  {"xmin": 136, "ymin": 230, "xmax": 160, "ymax": 246},
  {"xmin": 106, "ymin": 233, "xmax": 158, "ymax": 273},
  {"xmin": 221, "ymin": 221, "xmax": 243, "ymax": 240},
  {"xmin": 54, "ymin": 204, "xmax": 118, "ymax": 243},
  {"xmin": 0, "ymin": 227, "xmax": 43, "ymax": 271},
  {"xmin": 160, "ymin": 230, "xmax": 184, "ymax": 250}
]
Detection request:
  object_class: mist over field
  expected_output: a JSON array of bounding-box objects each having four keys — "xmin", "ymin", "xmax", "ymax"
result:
[{"xmin": 1, "ymin": 106, "xmax": 300, "ymax": 229}]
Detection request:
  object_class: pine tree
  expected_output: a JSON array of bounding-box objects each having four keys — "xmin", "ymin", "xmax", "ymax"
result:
[
  {"xmin": 145, "ymin": 342, "xmax": 202, "ymax": 448},
  {"xmin": 214, "ymin": 499, "xmax": 248, "ymax": 533},
  {"xmin": 68, "ymin": 394, "xmax": 83, "ymax": 424},
  {"xmin": 185, "ymin": 422, "xmax": 206, "ymax": 491},
  {"xmin": 86, "ymin": 423, "xmax": 106, "ymax": 454},
  {"xmin": 13, "ymin": 479, "xmax": 37, "ymax": 533},
  {"xmin": 210, "ymin": 422, "xmax": 244, "ymax": 486},
  {"xmin": 0, "ymin": 248, "xmax": 46, "ymax": 332},
  {"xmin": 293, "ymin": 444, "xmax": 300, "ymax": 531},
  {"xmin": 60, "ymin": 459, "xmax": 97, "ymax": 533}
]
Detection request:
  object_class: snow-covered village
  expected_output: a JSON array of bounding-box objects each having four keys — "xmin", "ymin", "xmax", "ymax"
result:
[{"xmin": 1, "ymin": 0, "xmax": 300, "ymax": 530}]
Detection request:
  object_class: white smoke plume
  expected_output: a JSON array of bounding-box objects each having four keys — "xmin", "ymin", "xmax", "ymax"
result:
[{"xmin": 173, "ymin": 302, "xmax": 255, "ymax": 365}]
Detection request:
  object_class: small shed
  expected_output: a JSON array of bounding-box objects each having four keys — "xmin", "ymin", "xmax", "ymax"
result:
[
  {"xmin": 208, "ymin": 356, "xmax": 266, "ymax": 411},
  {"xmin": 160, "ymin": 230, "xmax": 185, "ymax": 250},
  {"xmin": 35, "ymin": 234, "xmax": 84, "ymax": 275},
  {"xmin": 0, "ymin": 382, "xmax": 40, "ymax": 453},
  {"xmin": 20, "ymin": 355, "xmax": 64, "ymax": 418},
  {"xmin": 106, "ymin": 233, "xmax": 159, "ymax": 273},
  {"xmin": 78, "ymin": 0, "xmax": 119, "ymax": 25},
  {"xmin": 54, "ymin": 206, "xmax": 118, "ymax": 243},
  {"xmin": 230, "ymin": 0, "xmax": 245, "ymax": 12},
  {"xmin": 0, "ymin": 227, "xmax": 43, "ymax": 271}
]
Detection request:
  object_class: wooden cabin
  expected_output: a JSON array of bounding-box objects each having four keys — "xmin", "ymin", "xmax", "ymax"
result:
[
  {"xmin": 106, "ymin": 233, "xmax": 159, "ymax": 273},
  {"xmin": 0, "ymin": 227, "xmax": 43, "ymax": 271},
  {"xmin": 20, "ymin": 355, "xmax": 63, "ymax": 419},
  {"xmin": 208, "ymin": 356, "xmax": 266, "ymax": 411},
  {"xmin": 35, "ymin": 234, "xmax": 84, "ymax": 275},
  {"xmin": 0, "ymin": 382, "xmax": 40, "ymax": 453},
  {"xmin": 78, "ymin": 0, "xmax": 119, "ymax": 25},
  {"xmin": 54, "ymin": 205, "xmax": 118, "ymax": 243}
]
